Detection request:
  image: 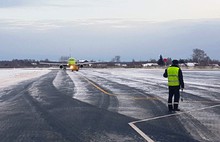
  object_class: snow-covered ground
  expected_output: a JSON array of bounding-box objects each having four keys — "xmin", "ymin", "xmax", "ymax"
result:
[
  {"xmin": 67, "ymin": 68, "xmax": 220, "ymax": 117},
  {"xmin": 0, "ymin": 68, "xmax": 51, "ymax": 89},
  {"xmin": 70, "ymin": 68, "xmax": 220, "ymax": 141},
  {"xmin": 1, "ymin": 68, "xmax": 220, "ymax": 141}
]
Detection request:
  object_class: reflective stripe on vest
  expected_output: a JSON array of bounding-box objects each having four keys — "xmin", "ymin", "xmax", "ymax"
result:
[{"xmin": 167, "ymin": 67, "xmax": 180, "ymax": 86}]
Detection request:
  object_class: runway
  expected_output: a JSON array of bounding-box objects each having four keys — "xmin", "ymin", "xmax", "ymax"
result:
[{"xmin": 0, "ymin": 68, "xmax": 220, "ymax": 142}]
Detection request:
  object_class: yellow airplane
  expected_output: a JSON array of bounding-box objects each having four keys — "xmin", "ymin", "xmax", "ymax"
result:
[
  {"xmin": 68, "ymin": 57, "xmax": 79, "ymax": 71},
  {"xmin": 40, "ymin": 57, "xmax": 90, "ymax": 71},
  {"xmin": 58, "ymin": 57, "xmax": 79, "ymax": 71}
]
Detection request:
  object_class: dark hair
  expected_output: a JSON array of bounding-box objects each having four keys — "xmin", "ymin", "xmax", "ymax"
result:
[{"xmin": 172, "ymin": 60, "xmax": 179, "ymax": 65}]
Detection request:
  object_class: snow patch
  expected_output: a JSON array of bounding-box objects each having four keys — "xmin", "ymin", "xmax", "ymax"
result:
[{"xmin": 0, "ymin": 68, "xmax": 51, "ymax": 89}]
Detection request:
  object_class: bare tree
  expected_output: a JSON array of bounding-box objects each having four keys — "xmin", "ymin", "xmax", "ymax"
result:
[
  {"xmin": 157, "ymin": 55, "xmax": 165, "ymax": 66},
  {"xmin": 111, "ymin": 56, "xmax": 121, "ymax": 62},
  {"xmin": 192, "ymin": 48, "xmax": 210, "ymax": 65}
]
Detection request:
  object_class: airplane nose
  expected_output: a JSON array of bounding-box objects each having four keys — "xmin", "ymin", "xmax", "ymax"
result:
[{"xmin": 70, "ymin": 65, "xmax": 74, "ymax": 70}]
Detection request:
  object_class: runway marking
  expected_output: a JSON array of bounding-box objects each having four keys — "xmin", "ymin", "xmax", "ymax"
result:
[
  {"xmin": 79, "ymin": 74, "xmax": 115, "ymax": 96},
  {"xmin": 129, "ymin": 123, "xmax": 154, "ymax": 142},
  {"xmin": 77, "ymin": 74, "xmax": 220, "ymax": 103},
  {"xmin": 79, "ymin": 75, "xmax": 165, "ymax": 100},
  {"xmin": 77, "ymin": 73, "xmax": 220, "ymax": 141},
  {"xmin": 129, "ymin": 104, "xmax": 220, "ymax": 142},
  {"xmin": 181, "ymin": 100, "xmax": 220, "ymax": 104}
]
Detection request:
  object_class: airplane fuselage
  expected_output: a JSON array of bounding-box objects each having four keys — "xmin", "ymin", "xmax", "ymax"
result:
[{"xmin": 68, "ymin": 58, "xmax": 79, "ymax": 71}]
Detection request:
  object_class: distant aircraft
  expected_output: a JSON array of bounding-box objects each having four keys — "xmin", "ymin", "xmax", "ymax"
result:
[{"xmin": 40, "ymin": 57, "xmax": 90, "ymax": 71}]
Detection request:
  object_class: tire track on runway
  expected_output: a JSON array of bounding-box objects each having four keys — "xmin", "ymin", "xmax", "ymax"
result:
[
  {"xmin": 0, "ymin": 71, "xmax": 70, "ymax": 142},
  {"xmin": 0, "ymin": 70, "xmax": 83, "ymax": 142},
  {"xmin": 67, "ymin": 71, "xmax": 119, "ymax": 112},
  {"xmin": 27, "ymin": 70, "xmax": 144, "ymax": 142},
  {"xmin": 27, "ymin": 70, "xmax": 84, "ymax": 142},
  {"xmin": 0, "ymin": 80, "xmax": 35, "ymax": 103},
  {"xmin": 79, "ymin": 72, "xmax": 168, "ymax": 116},
  {"xmin": 79, "ymin": 76, "xmax": 114, "ymax": 109},
  {"xmin": 79, "ymin": 69, "xmax": 220, "ymax": 142},
  {"xmin": 53, "ymin": 70, "xmax": 75, "ymax": 98},
  {"xmin": 0, "ymin": 70, "xmax": 145, "ymax": 142}
]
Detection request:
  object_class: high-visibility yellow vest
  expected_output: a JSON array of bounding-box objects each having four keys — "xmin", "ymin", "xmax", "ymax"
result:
[{"xmin": 167, "ymin": 66, "xmax": 180, "ymax": 86}]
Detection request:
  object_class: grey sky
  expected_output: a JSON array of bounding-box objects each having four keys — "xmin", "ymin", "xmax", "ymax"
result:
[{"xmin": 0, "ymin": 1, "xmax": 220, "ymax": 61}]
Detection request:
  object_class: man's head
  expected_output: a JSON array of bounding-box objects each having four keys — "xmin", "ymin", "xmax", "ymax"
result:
[{"xmin": 172, "ymin": 60, "xmax": 179, "ymax": 65}]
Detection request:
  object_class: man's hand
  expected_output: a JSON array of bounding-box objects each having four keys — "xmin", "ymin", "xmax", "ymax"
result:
[{"xmin": 180, "ymin": 89, "xmax": 183, "ymax": 101}]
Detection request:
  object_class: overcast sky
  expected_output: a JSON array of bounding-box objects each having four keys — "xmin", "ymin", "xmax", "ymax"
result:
[{"xmin": 0, "ymin": 0, "xmax": 220, "ymax": 61}]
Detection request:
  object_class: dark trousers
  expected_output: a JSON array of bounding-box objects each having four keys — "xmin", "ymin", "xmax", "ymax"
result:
[{"xmin": 168, "ymin": 86, "xmax": 180, "ymax": 110}]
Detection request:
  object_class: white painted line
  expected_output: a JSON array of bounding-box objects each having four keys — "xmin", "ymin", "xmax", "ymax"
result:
[
  {"xmin": 129, "ymin": 122, "xmax": 155, "ymax": 142},
  {"xmin": 129, "ymin": 104, "xmax": 220, "ymax": 142},
  {"xmin": 133, "ymin": 104, "xmax": 220, "ymax": 124}
]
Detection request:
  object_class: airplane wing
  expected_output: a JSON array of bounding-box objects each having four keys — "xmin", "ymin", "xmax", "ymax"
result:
[
  {"xmin": 39, "ymin": 58, "xmax": 102, "ymax": 70},
  {"xmin": 39, "ymin": 61, "xmax": 68, "ymax": 69},
  {"xmin": 76, "ymin": 60, "xmax": 100, "ymax": 67}
]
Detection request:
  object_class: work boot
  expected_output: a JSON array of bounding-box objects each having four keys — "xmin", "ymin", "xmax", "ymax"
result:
[
  {"xmin": 168, "ymin": 104, "xmax": 173, "ymax": 111},
  {"xmin": 174, "ymin": 108, "xmax": 180, "ymax": 111},
  {"xmin": 174, "ymin": 104, "xmax": 180, "ymax": 111}
]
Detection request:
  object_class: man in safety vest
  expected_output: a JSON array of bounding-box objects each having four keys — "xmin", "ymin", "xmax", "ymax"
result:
[{"xmin": 163, "ymin": 60, "xmax": 184, "ymax": 111}]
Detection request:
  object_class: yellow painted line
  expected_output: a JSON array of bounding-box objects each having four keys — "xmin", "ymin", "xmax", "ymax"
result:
[
  {"xmin": 80, "ymin": 75, "xmax": 115, "ymax": 96},
  {"xmin": 78, "ymin": 74, "xmax": 220, "ymax": 104},
  {"xmin": 77, "ymin": 74, "xmax": 166, "ymax": 100}
]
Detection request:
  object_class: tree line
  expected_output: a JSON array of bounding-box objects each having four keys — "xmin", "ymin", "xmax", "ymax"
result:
[
  {"xmin": 0, "ymin": 59, "xmax": 39, "ymax": 68},
  {"xmin": 157, "ymin": 48, "xmax": 219, "ymax": 66},
  {"xmin": 0, "ymin": 48, "xmax": 219, "ymax": 68}
]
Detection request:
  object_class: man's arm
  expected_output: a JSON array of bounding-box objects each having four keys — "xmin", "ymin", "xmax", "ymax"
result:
[
  {"xmin": 179, "ymin": 69, "xmax": 184, "ymax": 89},
  {"xmin": 163, "ymin": 69, "xmax": 168, "ymax": 78}
]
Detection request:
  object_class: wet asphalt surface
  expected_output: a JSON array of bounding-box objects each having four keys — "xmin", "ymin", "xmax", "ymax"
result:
[{"xmin": 0, "ymin": 69, "xmax": 220, "ymax": 142}]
